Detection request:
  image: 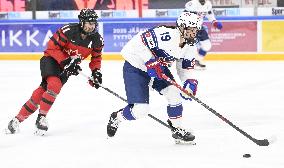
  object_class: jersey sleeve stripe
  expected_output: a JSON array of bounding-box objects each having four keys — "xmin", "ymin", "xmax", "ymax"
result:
[
  {"xmin": 50, "ymin": 37, "xmax": 64, "ymax": 50},
  {"xmin": 91, "ymin": 55, "xmax": 101, "ymax": 59},
  {"xmin": 56, "ymin": 31, "xmax": 67, "ymax": 43}
]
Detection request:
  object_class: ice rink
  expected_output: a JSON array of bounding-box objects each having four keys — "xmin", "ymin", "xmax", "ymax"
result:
[{"xmin": 0, "ymin": 60, "xmax": 283, "ymax": 168}]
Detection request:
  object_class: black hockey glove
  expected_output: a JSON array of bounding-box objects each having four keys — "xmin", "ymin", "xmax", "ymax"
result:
[
  {"xmin": 89, "ymin": 69, "xmax": 102, "ymax": 89},
  {"xmin": 61, "ymin": 57, "xmax": 82, "ymax": 76}
]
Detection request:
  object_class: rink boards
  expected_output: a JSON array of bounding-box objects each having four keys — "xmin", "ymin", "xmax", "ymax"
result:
[
  {"xmin": 1, "ymin": 53, "xmax": 284, "ymax": 61},
  {"xmin": 0, "ymin": 17, "xmax": 284, "ymax": 60}
]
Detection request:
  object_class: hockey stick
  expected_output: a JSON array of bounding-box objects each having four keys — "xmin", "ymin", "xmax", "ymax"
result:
[
  {"xmin": 160, "ymin": 73, "xmax": 270, "ymax": 146},
  {"xmin": 79, "ymin": 72, "xmax": 172, "ymax": 129}
]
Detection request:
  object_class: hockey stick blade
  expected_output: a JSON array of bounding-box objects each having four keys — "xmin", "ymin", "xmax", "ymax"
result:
[
  {"xmin": 160, "ymin": 73, "xmax": 271, "ymax": 146},
  {"xmin": 255, "ymin": 139, "xmax": 269, "ymax": 146}
]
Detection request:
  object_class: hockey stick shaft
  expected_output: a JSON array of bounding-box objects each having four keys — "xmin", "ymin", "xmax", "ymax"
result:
[
  {"xmin": 79, "ymin": 72, "xmax": 171, "ymax": 129},
  {"xmin": 161, "ymin": 73, "xmax": 269, "ymax": 146},
  {"xmin": 99, "ymin": 85, "xmax": 171, "ymax": 129}
]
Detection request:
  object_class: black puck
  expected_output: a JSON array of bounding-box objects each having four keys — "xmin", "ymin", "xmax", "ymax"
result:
[{"xmin": 243, "ymin": 154, "xmax": 251, "ymax": 158}]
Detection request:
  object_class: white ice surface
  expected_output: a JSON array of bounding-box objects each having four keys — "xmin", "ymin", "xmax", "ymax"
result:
[{"xmin": 0, "ymin": 60, "xmax": 284, "ymax": 168}]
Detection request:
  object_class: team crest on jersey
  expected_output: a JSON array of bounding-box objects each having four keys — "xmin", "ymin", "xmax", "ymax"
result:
[
  {"xmin": 64, "ymin": 49, "xmax": 82, "ymax": 58},
  {"xmin": 141, "ymin": 30, "xmax": 158, "ymax": 49},
  {"xmin": 144, "ymin": 32, "xmax": 155, "ymax": 48}
]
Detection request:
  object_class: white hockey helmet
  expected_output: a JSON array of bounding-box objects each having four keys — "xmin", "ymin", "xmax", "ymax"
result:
[{"xmin": 177, "ymin": 12, "xmax": 202, "ymax": 31}]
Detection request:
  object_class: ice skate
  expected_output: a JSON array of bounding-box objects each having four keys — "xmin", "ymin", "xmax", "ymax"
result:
[
  {"xmin": 172, "ymin": 127, "xmax": 196, "ymax": 145},
  {"xmin": 167, "ymin": 120, "xmax": 196, "ymax": 145},
  {"xmin": 194, "ymin": 60, "xmax": 206, "ymax": 70},
  {"xmin": 5, "ymin": 117, "xmax": 20, "ymax": 134},
  {"xmin": 34, "ymin": 114, "xmax": 48, "ymax": 136},
  {"xmin": 107, "ymin": 110, "xmax": 122, "ymax": 137}
]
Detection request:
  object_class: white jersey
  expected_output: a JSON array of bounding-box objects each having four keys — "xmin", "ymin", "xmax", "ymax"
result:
[
  {"xmin": 185, "ymin": 0, "xmax": 216, "ymax": 23},
  {"xmin": 121, "ymin": 25, "xmax": 197, "ymax": 82}
]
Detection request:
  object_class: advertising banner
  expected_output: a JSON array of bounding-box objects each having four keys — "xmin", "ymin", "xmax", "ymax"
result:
[
  {"xmin": 262, "ymin": 20, "xmax": 284, "ymax": 52},
  {"xmin": 258, "ymin": 7, "xmax": 284, "ymax": 16},
  {"xmin": 213, "ymin": 8, "xmax": 241, "ymax": 16},
  {"xmin": 0, "ymin": 23, "xmax": 62, "ymax": 52},
  {"xmin": 103, "ymin": 20, "xmax": 257, "ymax": 53},
  {"xmin": 206, "ymin": 21, "xmax": 257, "ymax": 52},
  {"xmin": 103, "ymin": 22, "xmax": 174, "ymax": 52},
  {"xmin": 0, "ymin": 18, "xmax": 272, "ymax": 60},
  {"xmin": 0, "ymin": 19, "xmax": 258, "ymax": 54}
]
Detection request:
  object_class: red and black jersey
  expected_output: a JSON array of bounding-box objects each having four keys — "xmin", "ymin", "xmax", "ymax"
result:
[{"xmin": 44, "ymin": 23, "xmax": 104, "ymax": 71}]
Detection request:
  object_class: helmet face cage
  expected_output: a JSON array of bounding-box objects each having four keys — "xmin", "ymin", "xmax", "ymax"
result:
[
  {"xmin": 176, "ymin": 12, "xmax": 202, "ymax": 45},
  {"xmin": 78, "ymin": 8, "xmax": 98, "ymax": 35}
]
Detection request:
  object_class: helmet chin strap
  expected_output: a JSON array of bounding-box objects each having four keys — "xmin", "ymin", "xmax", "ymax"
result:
[
  {"xmin": 177, "ymin": 26, "xmax": 186, "ymax": 40},
  {"xmin": 186, "ymin": 38, "xmax": 196, "ymax": 46},
  {"xmin": 80, "ymin": 22, "xmax": 86, "ymax": 34},
  {"xmin": 185, "ymin": 31, "xmax": 197, "ymax": 46},
  {"xmin": 81, "ymin": 30, "xmax": 88, "ymax": 36}
]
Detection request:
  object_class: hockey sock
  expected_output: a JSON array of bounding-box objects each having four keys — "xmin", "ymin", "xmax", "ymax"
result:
[
  {"xmin": 119, "ymin": 104, "xmax": 149, "ymax": 121},
  {"xmin": 16, "ymin": 86, "xmax": 45, "ymax": 122},
  {"xmin": 120, "ymin": 104, "xmax": 136, "ymax": 120},
  {"xmin": 39, "ymin": 76, "xmax": 62, "ymax": 115},
  {"xmin": 167, "ymin": 103, "xmax": 183, "ymax": 128}
]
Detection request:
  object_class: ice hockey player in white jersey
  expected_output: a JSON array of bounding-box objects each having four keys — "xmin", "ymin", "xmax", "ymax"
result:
[
  {"xmin": 106, "ymin": 12, "xmax": 202, "ymax": 144},
  {"xmin": 185, "ymin": 0, "xmax": 223, "ymax": 69}
]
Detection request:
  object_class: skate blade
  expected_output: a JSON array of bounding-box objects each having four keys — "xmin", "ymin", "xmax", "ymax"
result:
[
  {"xmin": 4, "ymin": 128, "xmax": 18, "ymax": 134},
  {"xmin": 34, "ymin": 129, "xmax": 47, "ymax": 136},
  {"xmin": 106, "ymin": 135, "xmax": 113, "ymax": 139},
  {"xmin": 4, "ymin": 128, "xmax": 12, "ymax": 134},
  {"xmin": 194, "ymin": 67, "xmax": 206, "ymax": 70},
  {"xmin": 174, "ymin": 139, "xmax": 196, "ymax": 145}
]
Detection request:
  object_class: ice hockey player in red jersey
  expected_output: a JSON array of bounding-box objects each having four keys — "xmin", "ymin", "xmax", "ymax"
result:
[{"xmin": 5, "ymin": 8, "xmax": 104, "ymax": 136}]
